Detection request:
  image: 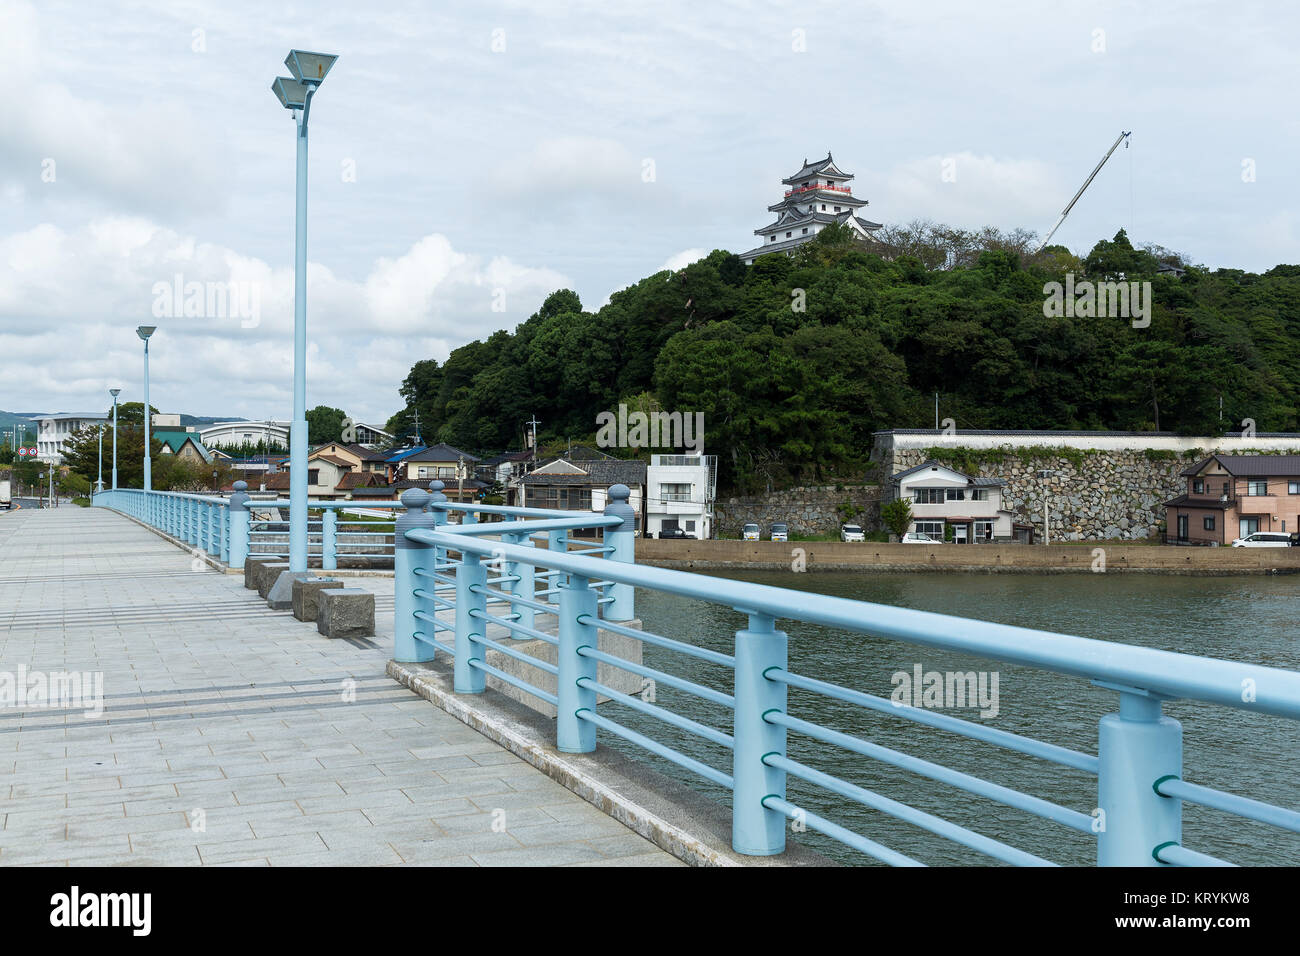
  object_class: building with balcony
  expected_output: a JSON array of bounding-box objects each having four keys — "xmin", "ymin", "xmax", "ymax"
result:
[
  {"xmin": 739, "ymin": 153, "xmax": 883, "ymax": 265},
  {"xmin": 1164, "ymin": 455, "xmax": 1300, "ymax": 544},
  {"xmin": 888, "ymin": 460, "xmax": 1024, "ymax": 543},
  {"xmin": 645, "ymin": 453, "xmax": 717, "ymax": 539}
]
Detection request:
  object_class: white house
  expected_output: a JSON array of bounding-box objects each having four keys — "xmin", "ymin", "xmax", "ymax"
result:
[
  {"xmin": 644, "ymin": 453, "xmax": 717, "ymax": 539},
  {"xmin": 200, "ymin": 420, "xmax": 290, "ymax": 449},
  {"xmin": 889, "ymin": 460, "xmax": 1023, "ymax": 543},
  {"xmin": 35, "ymin": 413, "xmax": 108, "ymax": 464}
]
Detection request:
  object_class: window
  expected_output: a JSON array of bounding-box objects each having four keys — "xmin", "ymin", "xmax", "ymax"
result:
[
  {"xmin": 973, "ymin": 520, "xmax": 994, "ymax": 541},
  {"xmin": 769, "ymin": 235, "xmax": 775, "ymax": 241},
  {"xmin": 685, "ymin": 520, "xmax": 696, "ymax": 532},
  {"xmin": 945, "ymin": 488, "xmax": 965, "ymax": 501},
  {"xmin": 660, "ymin": 483, "xmax": 692, "ymax": 502},
  {"xmin": 914, "ymin": 521, "xmax": 944, "ymax": 537},
  {"xmin": 1193, "ymin": 479, "xmax": 1204, "ymax": 494},
  {"xmin": 786, "ymin": 232, "xmax": 792, "ymax": 238},
  {"xmin": 1247, "ymin": 480, "xmax": 1268, "ymax": 496},
  {"xmin": 1204, "ymin": 516, "xmax": 1216, "ymax": 531},
  {"xmin": 1222, "ymin": 481, "xmax": 1230, "ymax": 496},
  {"xmin": 821, "ymin": 204, "xmax": 826, "ymax": 210},
  {"xmin": 970, "ymin": 488, "xmax": 988, "ymax": 501},
  {"xmin": 833, "ymin": 206, "xmax": 841, "ymax": 212},
  {"xmin": 1289, "ymin": 482, "xmax": 1300, "ymax": 494},
  {"xmin": 308, "ymin": 469, "xmax": 320, "ymax": 485},
  {"xmin": 801, "ymin": 228, "xmax": 808, "ymax": 235},
  {"xmin": 913, "ymin": 488, "xmax": 945, "ymax": 504}
]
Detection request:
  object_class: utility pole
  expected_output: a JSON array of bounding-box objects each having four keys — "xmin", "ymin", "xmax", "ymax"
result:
[
  {"xmin": 411, "ymin": 407, "xmax": 422, "ymax": 446},
  {"xmin": 934, "ymin": 393, "xmax": 939, "ymax": 429},
  {"xmin": 526, "ymin": 415, "xmax": 540, "ymax": 456}
]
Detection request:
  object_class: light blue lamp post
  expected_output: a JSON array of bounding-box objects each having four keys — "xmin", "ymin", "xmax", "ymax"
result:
[
  {"xmin": 136, "ymin": 326, "xmax": 156, "ymax": 492},
  {"xmin": 109, "ymin": 388, "xmax": 120, "ymax": 490},
  {"xmin": 96, "ymin": 422, "xmax": 104, "ymax": 495},
  {"xmin": 272, "ymin": 49, "xmax": 338, "ymax": 573}
]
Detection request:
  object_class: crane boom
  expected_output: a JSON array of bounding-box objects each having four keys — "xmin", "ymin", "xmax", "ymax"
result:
[{"xmin": 1034, "ymin": 130, "xmax": 1131, "ymax": 254}]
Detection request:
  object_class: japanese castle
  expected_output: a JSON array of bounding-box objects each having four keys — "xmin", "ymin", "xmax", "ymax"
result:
[{"xmin": 739, "ymin": 153, "xmax": 883, "ymax": 264}]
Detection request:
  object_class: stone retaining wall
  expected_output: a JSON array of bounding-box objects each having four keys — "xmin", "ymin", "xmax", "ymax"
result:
[{"xmin": 713, "ymin": 484, "xmax": 881, "ymax": 537}]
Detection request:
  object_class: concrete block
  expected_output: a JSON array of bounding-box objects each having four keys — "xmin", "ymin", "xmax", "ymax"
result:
[
  {"xmin": 243, "ymin": 556, "xmax": 277, "ymax": 591},
  {"xmin": 255, "ymin": 562, "xmax": 291, "ymax": 599},
  {"xmin": 267, "ymin": 570, "xmax": 314, "ymax": 611},
  {"xmin": 316, "ymin": 589, "xmax": 375, "ymax": 639},
  {"xmin": 292, "ymin": 577, "xmax": 345, "ymax": 622}
]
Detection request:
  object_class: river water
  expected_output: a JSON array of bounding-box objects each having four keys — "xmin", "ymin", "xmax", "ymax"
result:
[{"xmin": 602, "ymin": 570, "xmax": 1300, "ymax": 866}]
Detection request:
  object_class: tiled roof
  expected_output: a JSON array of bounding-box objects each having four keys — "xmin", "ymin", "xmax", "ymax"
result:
[
  {"xmin": 781, "ymin": 153, "xmax": 851, "ymax": 184},
  {"xmin": 336, "ymin": 472, "xmax": 382, "ymax": 489},
  {"xmin": 1183, "ymin": 454, "xmax": 1300, "ymax": 477},
  {"xmin": 402, "ymin": 443, "xmax": 480, "ymax": 464},
  {"xmin": 520, "ymin": 459, "xmax": 646, "ymax": 486},
  {"xmin": 311, "ymin": 453, "xmax": 355, "ymax": 468},
  {"xmin": 1163, "ymin": 494, "xmax": 1230, "ymax": 510}
]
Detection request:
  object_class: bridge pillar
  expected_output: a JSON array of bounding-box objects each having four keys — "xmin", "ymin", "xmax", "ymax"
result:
[
  {"xmin": 1098, "ymin": 690, "xmax": 1182, "ymax": 866},
  {"xmin": 228, "ymin": 482, "xmax": 250, "ymax": 570},
  {"xmin": 732, "ymin": 612, "xmax": 788, "ymax": 856},
  {"xmin": 602, "ymin": 483, "xmax": 636, "ymax": 622},
  {"xmin": 394, "ymin": 489, "xmax": 436, "ymax": 663},
  {"xmin": 557, "ymin": 573, "xmax": 598, "ymax": 753}
]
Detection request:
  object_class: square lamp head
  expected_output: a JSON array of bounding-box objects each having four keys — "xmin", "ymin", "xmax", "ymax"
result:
[
  {"xmin": 136, "ymin": 325, "xmax": 156, "ymax": 342},
  {"xmin": 285, "ymin": 51, "xmax": 337, "ymax": 85},
  {"xmin": 272, "ymin": 76, "xmax": 309, "ymax": 109}
]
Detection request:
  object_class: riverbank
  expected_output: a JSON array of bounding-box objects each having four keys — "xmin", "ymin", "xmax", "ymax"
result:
[{"xmin": 637, "ymin": 538, "xmax": 1300, "ymax": 574}]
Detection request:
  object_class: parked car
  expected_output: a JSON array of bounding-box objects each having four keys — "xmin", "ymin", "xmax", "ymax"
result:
[
  {"xmin": 770, "ymin": 522, "xmax": 789, "ymax": 542},
  {"xmin": 900, "ymin": 532, "xmax": 939, "ymax": 544},
  {"xmin": 840, "ymin": 524, "xmax": 865, "ymax": 542},
  {"xmin": 742, "ymin": 523, "xmax": 760, "ymax": 541},
  {"xmin": 657, "ymin": 527, "xmax": 692, "ymax": 540},
  {"xmin": 1230, "ymin": 532, "xmax": 1293, "ymax": 548}
]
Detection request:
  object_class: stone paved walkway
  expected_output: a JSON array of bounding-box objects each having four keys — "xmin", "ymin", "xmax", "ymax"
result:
[{"xmin": 0, "ymin": 505, "xmax": 680, "ymax": 866}]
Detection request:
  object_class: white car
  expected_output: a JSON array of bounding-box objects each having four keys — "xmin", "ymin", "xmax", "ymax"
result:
[
  {"xmin": 770, "ymin": 522, "xmax": 789, "ymax": 543},
  {"xmin": 742, "ymin": 523, "xmax": 760, "ymax": 541},
  {"xmin": 1231, "ymin": 532, "xmax": 1292, "ymax": 548},
  {"xmin": 900, "ymin": 532, "xmax": 939, "ymax": 544},
  {"xmin": 840, "ymin": 524, "xmax": 865, "ymax": 542}
]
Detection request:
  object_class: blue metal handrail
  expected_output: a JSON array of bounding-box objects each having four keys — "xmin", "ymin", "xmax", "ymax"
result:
[{"xmin": 387, "ymin": 486, "xmax": 1300, "ymax": 867}]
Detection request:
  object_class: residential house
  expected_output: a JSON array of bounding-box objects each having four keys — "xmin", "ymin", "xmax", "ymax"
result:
[
  {"xmin": 153, "ymin": 431, "xmax": 214, "ymax": 465},
  {"xmin": 645, "ymin": 452, "xmax": 717, "ymax": 539},
  {"xmin": 398, "ymin": 444, "xmax": 485, "ymax": 501},
  {"xmin": 350, "ymin": 422, "xmax": 393, "ymax": 447},
  {"xmin": 312, "ymin": 442, "xmax": 388, "ymax": 477},
  {"xmin": 518, "ymin": 455, "xmax": 646, "ymax": 535},
  {"xmin": 888, "ymin": 460, "xmax": 1024, "ymax": 543},
  {"xmin": 1164, "ymin": 455, "xmax": 1300, "ymax": 545}
]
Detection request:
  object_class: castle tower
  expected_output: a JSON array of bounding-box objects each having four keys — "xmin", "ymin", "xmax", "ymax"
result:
[{"xmin": 740, "ymin": 153, "xmax": 882, "ymax": 264}]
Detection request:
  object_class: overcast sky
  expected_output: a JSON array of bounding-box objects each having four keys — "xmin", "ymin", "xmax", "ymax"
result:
[{"xmin": 1, "ymin": 0, "xmax": 1296, "ymax": 428}]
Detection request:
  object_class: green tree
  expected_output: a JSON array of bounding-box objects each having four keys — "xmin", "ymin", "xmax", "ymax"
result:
[
  {"xmin": 880, "ymin": 498, "xmax": 913, "ymax": 538},
  {"xmin": 306, "ymin": 406, "xmax": 348, "ymax": 445}
]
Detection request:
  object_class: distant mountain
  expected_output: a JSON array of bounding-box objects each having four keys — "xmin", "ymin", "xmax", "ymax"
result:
[{"xmin": 180, "ymin": 415, "xmax": 247, "ymax": 428}]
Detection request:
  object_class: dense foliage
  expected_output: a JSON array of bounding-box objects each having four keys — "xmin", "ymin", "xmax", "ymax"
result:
[{"xmin": 388, "ymin": 226, "xmax": 1300, "ymax": 492}]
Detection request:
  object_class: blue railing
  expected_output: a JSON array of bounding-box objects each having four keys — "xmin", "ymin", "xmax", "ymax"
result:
[
  {"xmin": 93, "ymin": 480, "xmax": 1300, "ymax": 865},
  {"xmin": 391, "ymin": 484, "xmax": 1300, "ymax": 867}
]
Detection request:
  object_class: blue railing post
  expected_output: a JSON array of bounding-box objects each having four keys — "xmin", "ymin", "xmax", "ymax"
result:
[
  {"xmin": 218, "ymin": 501, "xmax": 229, "ymax": 564},
  {"xmin": 321, "ymin": 509, "xmax": 337, "ymax": 571},
  {"xmin": 206, "ymin": 501, "xmax": 217, "ymax": 555},
  {"xmin": 602, "ymin": 483, "xmax": 636, "ymax": 622},
  {"xmin": 394, "ymin": 489, "xmax": 436, "ymax": 663},
  {"xmin": 548, "ymin": 527, "xmax": 568, "ymax": 595},
  {"xmin": 427, "ymin": 480, "xmax": 448, "ymax": 575},
  {"xmin": 557, "ymin": 572, "xmax": 598, "ymax": 753},
  {"xmin": 1098, "ymin": 691, "xmax": 1182, "ymax": 866},
  {"xmin": 732, "ymin": 611, "xmax": 788, "ymax": 856},
  {"xmin": 454, "ymin": 551, "xmax": 487, "ymax": 694},
  {"xmin": 228, "ymin": 481, "xmax": 250, "ymax": 570}
]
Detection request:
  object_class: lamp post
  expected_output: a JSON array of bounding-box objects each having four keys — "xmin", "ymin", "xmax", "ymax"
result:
[
  {"xmin": 110, "ymin": 388, "xmax": 121, "ymax": 490},
  {"xmin": 96, "ymin": 422, "xmax": 104, "ymax": 495},
  {"xmin": 272, "ymin": 49, "xmax": 338, "ymax": 573},
  {"xmin": 136, "ymin": 326, "xmax": 156, "ymax": 491},
  {"xmin": 1037, "ymin": 469, "xmax": 1051, "ymax": 546}
]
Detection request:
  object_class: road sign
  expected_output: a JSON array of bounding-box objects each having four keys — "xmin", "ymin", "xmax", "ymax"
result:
[
  {"xmin": 17, "ymin": 448, "xmax": 26, "ymax": 457},
  {"xmin": 26, "ymin": 447, "xmax": 37, "ymax": 457}
]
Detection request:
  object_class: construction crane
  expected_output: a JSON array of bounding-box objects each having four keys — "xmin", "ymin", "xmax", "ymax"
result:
[{"xmin": 1034, "ymin": 130, "xmax": 1131, "ymax": 254}]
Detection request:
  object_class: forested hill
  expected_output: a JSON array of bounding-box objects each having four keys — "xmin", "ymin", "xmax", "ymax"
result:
[{"xmin": 387, "ymin": 225, "xmax": 1300, "ymax": 492}]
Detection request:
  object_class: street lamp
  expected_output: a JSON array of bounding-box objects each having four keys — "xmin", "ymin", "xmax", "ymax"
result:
[
  {"xmin": 96, "ymin": 420, "xmax": 104, "ymax": 495},
  {"xmin": 272, "ymin": 49, "xmax": 338, "ymax": 573},
  {"xmin": 137, "ymin": 326, "xmax": 156, "ymax": 491},
  {"xmin": 109, "ymin": 387, "xmax": 121, "ymax": 490}
]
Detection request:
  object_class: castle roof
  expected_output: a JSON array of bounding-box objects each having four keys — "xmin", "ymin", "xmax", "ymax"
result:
[{"xmin": 781, "ymin": 153, "xmax": 852, "ymax": 184}]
